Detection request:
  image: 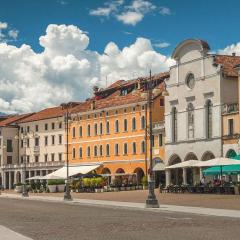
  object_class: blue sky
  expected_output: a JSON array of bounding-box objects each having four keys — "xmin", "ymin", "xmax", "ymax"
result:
[
  {"xmin": 0, "ymin": 0, "xmax": 240, "ymax": 113},
  {"xmin": 1, "ymin": 0, "xmax": 240, "ymax": 55}
]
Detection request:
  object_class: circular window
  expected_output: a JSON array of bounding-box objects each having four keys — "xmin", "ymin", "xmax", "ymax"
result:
[{"xmin": 186, "ymin": 73, "xmax": 195, "ymax": 89}]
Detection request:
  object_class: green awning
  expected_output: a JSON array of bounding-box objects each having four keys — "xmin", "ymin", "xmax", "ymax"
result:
[{"xmin": 203, "ymin": 155, "xmax": 240, "ymax": 176}]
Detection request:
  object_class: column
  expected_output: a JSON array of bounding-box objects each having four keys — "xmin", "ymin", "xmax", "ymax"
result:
[
  {"xmin": 183, "ymin": 168, "xmax": 187, "ymax": 185},
  {"xmin": 199, "ymin": 168, "xmax": 203, "ymax": 181},
  {"xmin": 9, "ymin": 172, "xmax": 12, "ymax": 190},
  {"xmin": 165, "ymin": 169, "xmax": 171, "ymax": 186},
  {"xmin": 3, "ymin": 172, "xmax": 6, "ymax": 189}
]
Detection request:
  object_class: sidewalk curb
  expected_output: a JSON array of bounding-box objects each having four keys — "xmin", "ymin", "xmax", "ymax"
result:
[{"xmin": 1, "ymin": 193, "xmax": 240, "ymax": 219}]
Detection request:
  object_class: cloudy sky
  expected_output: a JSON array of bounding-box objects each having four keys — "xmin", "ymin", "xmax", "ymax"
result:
[{"xmin": 0, "ymin": 0, "xmax": 240, "ymax": 114}]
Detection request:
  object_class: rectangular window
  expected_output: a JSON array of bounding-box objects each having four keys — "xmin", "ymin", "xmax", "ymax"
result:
[
  {"xmin": 228, "ymin": 119, "xmax": 234, "ymax": 136},
  {"xmin": 35, "ymin": 137, "xmax": 39, "ymax": 147},
  {"xmin": 58, "ymin": 153, "xmax": 62, "ymax": 161},
  {"xmin": 20, "ymin": 156, "xmax": 23, "ymax": 164},
  {"xmin": 87, "ymin": 147, "xmax": 90, "ymax": 157},
  {"xmin": 94, "ymin": 124, "xmax": 98, "ymax": 136},
  {"xmin": 160, "ymin": 98, "xmax": 164, "ymax": 106},
  {"xmin": 45, "ymin": 123, "xmax": 48, "ymax": 131},
  {"xmin": 7, "ymin": 156, "xmax": 12, "ymax": 164},
  {"xmin": 115, "ymin": 144, "xmax": 119, "ymax": 156},
  {"xmin": 100, "ymin": 123, "xmax": 103, "ymax": 135},
  {"xmin": 21, "ymin": 139, "xmax": 24, "ymax": 148},
  {"xmin": 7, "ymin": 139, "xmax": 13, "ymax": 152},
  {"xmin": 151, "ymin": 135, "xmax": 155, "ymax": 147},
  {"xmin": 51, "ymin": 153, "xmax": 55, "ymax": 162},
  {"xmin": 59, "ymin": 135, "xmax": 62, "ymax": 144},
  {"xmin": 79, "ymin": 126, "xmax": 82, "ymax": 137},
  {"xmin": 45, "ymin": 136, "xmax": 48, "ymax": 146},
  {"xmin": 52, "ymin": 135, "xmax": 55, "ymax": 145},
  {"xmin": 106, "ymin": 121, "xmax": 110, "ymax": 134},
  {"xmin": 79, "ymin": 148, "xmax": 82, "ymax": 158},
  {"xmin": 59, "ymin": 122, "xmax": 62, "ymax": 129},
  {"xmin": 27, "ymin": 155, "xmax": 30, "ymax": 163},
  {"xmin": 27, "ymin": 138, "xmax": 30, "ymax": 148},
  {"xmin": 52, "ymin": 123, "xmax": 55, "ymax": 130},
  {"xmin": 87, "ymin": 125, "xmax": 91, "ymax": 137},
  {"xmin": 35, "ymin": 125, "xmax": 39, "ymax": 132},
  {"xmin": 159, "ymin": 134, "xmax": 163, "ymax": 147},
  {"xmin": 44, "ymin": 154, "xmax": 48, "ymax": 162},
  {"xmin": 27, "ymin": 126, "xmax": 30, "ymax": 133},
  {"xmin": 20, "ymin": 127, "xmax": 24, "ymax": 133},
  {"xmin": 35, "ymin": 155, "xmax": 39, "ymax": 163},
  {"xmin": 106, "ymin": 144, "xmax": 110, "ymax": 156}
]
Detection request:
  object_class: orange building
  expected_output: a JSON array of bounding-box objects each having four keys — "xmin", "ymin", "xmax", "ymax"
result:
[{"xmin": 68, "ymin": 73, "xmax": 168, "ymax": 182}]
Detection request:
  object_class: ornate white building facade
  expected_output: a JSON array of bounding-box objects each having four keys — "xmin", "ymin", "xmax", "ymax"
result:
[{"xmin": 164, "ymin": 39, "xmax": 239, "ymax": 185}]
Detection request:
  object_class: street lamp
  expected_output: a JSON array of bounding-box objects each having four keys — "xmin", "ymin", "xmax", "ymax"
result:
[
  {"xmin": 61, "ymin": 102, "xmax": 72, "ymax": 201},
  {"xmin": 145, "ymin": 70, "xmax": 159, "ymax": 208}
]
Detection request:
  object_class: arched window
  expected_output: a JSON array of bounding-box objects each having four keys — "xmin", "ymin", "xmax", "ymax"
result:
[
  {"xmin": 72, "ymin": 127, "xmax": 76, "ymax": 138},
  {"xmin": 206, "ymin": 100, "xmax": 212, "ymax": 139},
  {"xmin": 172, "ymin": 107, "xmax": 177, "ymax": 142},
  {"xmin": 94, "ymin": 123, "xmax": 98, "ymax": 136},
  {"xmin": 141, "ymin": 141, "xmax": 146, "ymax": 154},
  {"xmin": 87, "ymin": 124, "xmax": 91, "ymax": 137},
  {"xmin": 124, "ymin": 119, "xmax": 128, "ymax": 132},
  {"xmin": 115, "ymin": 120, "xmax": 119, "ymax": 133},
  {"xmin": 123, "ymin": 143, "xmax": 128, "ymax": 155},
  {"xmin": 106, "ymin": 144, "xmax": 110, "ymax": 156},
  {"xmin": 132, "ymin": 142, "xmax": 137, "ymax": 154},
  {"xmin": 79, "ymin": 126, "xmax": 82, "ymax": 137},
  {"xmin": 132, "ymin": 117, "xmax": 136, "ymax": 131},
  {"xmin": 106, "ymin": 121, "xmax": 110, "ymax": 134},
  {"xmin": 94, "ymin": 146, "xmax": 98, "ymax": 157},
  {"xmin": 87, "ymin": 146, "xmax": 91, "ymax": 157},
  {"xmin": 99, "ymin": 145, "xmax": 103, "ymax": 156},
  {"xmin": 187, "ymin": 103, "xmax": 194, "ymax": 139},
  {"xmin": 100, "ymin": 122, "xmax": 103, "ymax": 135},
  {"xmin": 141, "ymin": 116, "xmax": 145, "ymax": 129},
  {"xmin": 115, "ymin": 143, "xmax": 119, "ymax": 156},
  {"xmin": 72, "ymin": 148, "xmax": 76, "ymax": 159},
  {"xmin": 79, "ymin": 147, "xmax": 82, "ymax": 158}
]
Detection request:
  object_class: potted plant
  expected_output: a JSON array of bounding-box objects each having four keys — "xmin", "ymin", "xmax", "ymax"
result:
[
  {"xmin": 83, "ymin": 178, "xmax": 91, "ymax": 192},
  {"xmin": 47, "ymin": 180, "xmax": 57, "ymax": 193},
  {"xmin": 141, "ymin": 176, "xmax": 148, "ymax": 190},
  {"xmin": 14, "ymin": 183, "xmax": 23, "ymax": 193},
  {"xmin": 56, "ymin": 179, "xmax": 65, "ymax": 192}
]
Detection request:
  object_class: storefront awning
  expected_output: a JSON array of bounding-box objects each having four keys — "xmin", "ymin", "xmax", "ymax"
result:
[
  {"xmin": 153, "ymin": 162, "xmax": 165, "ymax": 171},
  {"xmin": 42, "ymin": 164, "xmax": 102, "ymax": 180}
]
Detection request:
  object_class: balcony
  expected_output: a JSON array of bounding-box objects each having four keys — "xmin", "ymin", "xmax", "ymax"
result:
[
  {"xmin": 33, "ymin": 146, "xmax": 40, "ymax": 155},
  {"xmin": 222, "ymin": 133, "xmax": 240, "ymax": 140},
  {"xmin": 153, "ymin": 121, "xmax": 165, "ymax": 132},
  {"xmin": 222, "ymin": 103, "xmax": 239, "ymax": 115}
]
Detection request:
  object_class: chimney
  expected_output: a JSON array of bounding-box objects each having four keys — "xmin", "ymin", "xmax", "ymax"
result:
[
  {"xmin": 232, "ymin": 52, "xmax": 236, "ymax": 57},
  {"xmin": 91, "ymin": 100, "xmax": 96, "ymax": 110}
]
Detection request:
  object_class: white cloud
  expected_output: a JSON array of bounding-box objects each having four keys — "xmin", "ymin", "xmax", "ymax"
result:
[
  {"xmin": 116, "ymin": 11, "xmax": 143, "ymax": 25},
  {"xmin": 8, "ymin": 29, "xmax": 19, "ymax": 40},
  {"xmin": 159, "ymin": 7, "xmax": 172, "ymax": 16},
  {"xmin": 0, "ymin": 24, "xmax": 174, "ymax": 113},
  {"xmin": 153, "ymin": 42, "xmax": 170, "ymax": 49},
  {"xmin": 89, "ymin": 0, "xmax": 171, "ymax": 25},
  {"xmin": 218, "ymin": 43, "xmax": 240, "ymax": 56},
  {"xmin": 0, "ymin": 22, "xmax": 8, "ymax": 30}
]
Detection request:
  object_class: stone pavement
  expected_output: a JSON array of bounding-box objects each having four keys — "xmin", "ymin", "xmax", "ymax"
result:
[
  {"xmin": 0, "ymin": 225, "xmax": 33, "ymax": 240},
  {"xmin": 1, "ymin": 192, "xmax": 240, "ymax": 219}
]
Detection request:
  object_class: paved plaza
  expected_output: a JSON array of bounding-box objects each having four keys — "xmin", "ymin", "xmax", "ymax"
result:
[{"xmin": 0, "ymin": 197, "xmax": 240, "ymax": 240}]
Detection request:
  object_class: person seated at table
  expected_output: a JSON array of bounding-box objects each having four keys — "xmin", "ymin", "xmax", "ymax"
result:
[
  {"xmin": 221, "ymin": 176, "xmax": 226, "ymax": 186},
  {"xmin": 213, "ymin": 177, "xmax": 221, "ymax": 186},
  {"xmin": 200, "ymin": 176, "xmax": 206, "ymax": 186}
]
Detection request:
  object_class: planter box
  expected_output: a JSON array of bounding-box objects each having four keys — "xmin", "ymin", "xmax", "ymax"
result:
[
  {"xmin": 48, "ymin": 185, "xmax": 57, "ymax": 193},
  {"xmin": 113, "ymin": 187, "xmax": 119, "ymax": 192},
  {"xmin": 234, "ymin": 186, "xmax": 240, "ymax": 195},
  {"xmin": 15, "ymin": 186, "xmax": 23, "ymax": 193},
  {"xmin": 57, "ymin": 185, "xmax": 65, "ymax": 192},
  {"xmin": 95, "ymin": 189, "xmax": 102, "ymax": 193}
]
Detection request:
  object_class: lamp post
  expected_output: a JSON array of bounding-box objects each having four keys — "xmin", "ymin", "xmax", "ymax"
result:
[
  {"xmin": 62, "ymin": 103, "xmax": 72, "ymax": 201},
  {"xmin": 146, "ymin": 70, "xmax": 159, "ymax": 208}
]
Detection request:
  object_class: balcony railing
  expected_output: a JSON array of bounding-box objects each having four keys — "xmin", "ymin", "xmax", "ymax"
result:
[
  {"xmin": 152, "ymin": 121, "xmax": 165, "ymax": 131},
  {"xmin": 2, "ymin": 161, "xmax": 64, "ymax": 169},
  {"xmin": 222, "ymin": 103, "xmax": 239, "ymax": 115}
]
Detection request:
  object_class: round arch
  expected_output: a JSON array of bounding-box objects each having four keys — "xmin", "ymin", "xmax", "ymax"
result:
[
  {"xmin": 184, "ymin": 152, "xmax": 198, "ymax": 161},
  {"xmin": 168, "ymin": 154, "xmax": 182, "ymax": 185},
  {"xmin": 101, "ymin": 167, "xmax": 111, "ymax": 174},
  {"xmin": 201, "ymin": 151, "xmax": 215, "ymax": 161},
  {"xmin": 133, "ymin": 167, "xmax": 145, "ymax": 184},
  {"xmin": 226, "ymin": 149, "xmax": 237, "ymax": 158},
  {"xmin": 116, "ymin": 168, "xmax": 125, "ymax": 174}
]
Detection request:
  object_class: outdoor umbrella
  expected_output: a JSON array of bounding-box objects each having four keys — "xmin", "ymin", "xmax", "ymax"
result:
[
  {"xmin": 166, "ymin": 160, "xmax": 200, "ymax": 169},
  {"xmin": 195, "ymin": 157, "xmax": 240, "ymax": 177}
]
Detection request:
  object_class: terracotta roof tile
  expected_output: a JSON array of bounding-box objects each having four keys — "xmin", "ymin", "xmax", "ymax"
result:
[
  {"xmin": 214, "ymin": 55, "xmax": 240, "ymax": 77},
  {"xmin": 0, "ymin": 113, "xmax": 34, "ymax": 127}
]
